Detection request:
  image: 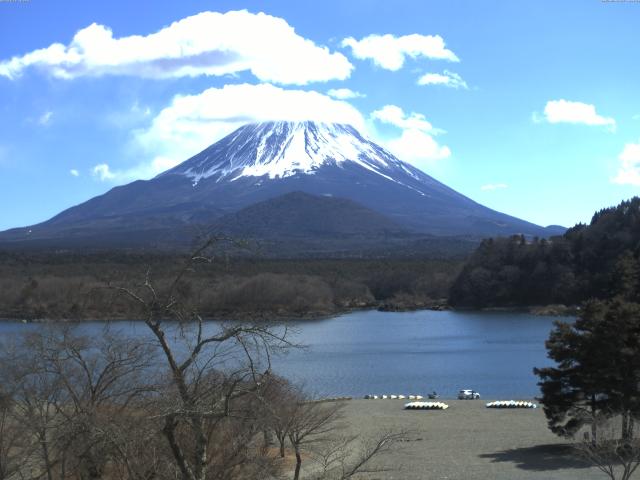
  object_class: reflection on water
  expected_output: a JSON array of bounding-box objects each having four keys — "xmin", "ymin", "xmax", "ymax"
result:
[{"xmin": 0, "ymin": 309, "xmax": 564, "ymax": 398}]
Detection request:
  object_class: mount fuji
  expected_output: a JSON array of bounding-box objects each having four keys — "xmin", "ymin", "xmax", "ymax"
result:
[{"xmin": 0, "ymin": 121, "xmax": 563, "ymax": 252}]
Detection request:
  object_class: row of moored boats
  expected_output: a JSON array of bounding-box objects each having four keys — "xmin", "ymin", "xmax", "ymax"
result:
[
  {"xmin": 363, "ymin": 395, "xmax": 537, "ymax": 409},
  {"xmin": 404, "ymin": 401, "xmax": 449, "ymax": 410},
  {"xmin": 485, "ymin": 400, "xmax": 537, "ymax": 409},
  {"xmin": 403, "ymin": 400, "xmax": 538, "ymax": 410},
  {"xmin": 364, "ymin": 394, "xmax": 425, "ymax": 400}
]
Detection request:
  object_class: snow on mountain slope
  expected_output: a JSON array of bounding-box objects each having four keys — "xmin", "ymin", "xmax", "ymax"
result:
[{"xmin": 161, "ymin": 121, "xmax": 426, "ymax": 194}]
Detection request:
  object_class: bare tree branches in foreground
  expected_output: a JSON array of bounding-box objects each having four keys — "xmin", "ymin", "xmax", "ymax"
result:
[
  {"xmin": 109, "ymin": 239, "xmax": 293, "ymax": 480},
  {"xmin": 260, "ymin": 379, "xmax": 407, "ymax": 480},
  {"xmin": 0, "ymin": 388, "xmax": 28, "ymax": 480},
  {"xmin": 0, "ymin": 331, "xmax": 403, "ymax": 480},
  {"xmin": 0, "ymin": 239, "xmax": 406, "ymax": 480},
  {"xmin": 0, "ymin": 326, "xmax": 166, "ymax": 480},
  {"xmin": 576, "ymin": 414, "xmax": 640, "ymax": 480},
  {"xmin": 307, "ymin": 429, "xmax": 408, "ymax": 480}
]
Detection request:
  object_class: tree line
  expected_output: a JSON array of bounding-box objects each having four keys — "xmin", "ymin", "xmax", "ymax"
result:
[
  {"xmin": 0, "ymin": 252, "xmax": 462, "ymax": 321},
  {"xmin": 450, "ymin": 197, "xmax": 640, "ymax": 308}
]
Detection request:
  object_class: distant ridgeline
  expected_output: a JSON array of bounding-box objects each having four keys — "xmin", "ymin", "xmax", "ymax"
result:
[{"xmin": 449, "ymin": 197, "xmax": 640, "ymax": 308}]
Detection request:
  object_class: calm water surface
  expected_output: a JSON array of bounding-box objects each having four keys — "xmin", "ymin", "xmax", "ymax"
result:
[{"xmin": 0, "ymin": 310, "xmax": 564, "ymax": 399}]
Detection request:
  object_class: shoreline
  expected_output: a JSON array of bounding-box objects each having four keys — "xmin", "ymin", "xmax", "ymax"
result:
[
  {"xmin": 0, "ymin": 299, "xmax": 444, "ymax": 323},
  {"xmin": 0, "ymin": 301, "xmax": 578, "ymax": 323}
]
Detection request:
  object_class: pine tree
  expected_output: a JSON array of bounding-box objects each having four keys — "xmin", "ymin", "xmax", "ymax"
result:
[{"xmin": 535, "ymin": 300, "xmax": 640, "ymax": 442}]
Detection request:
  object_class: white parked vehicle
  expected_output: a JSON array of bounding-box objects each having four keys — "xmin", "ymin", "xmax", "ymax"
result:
[{"xmin": 458, "ymin": 389, "xmax": 481, "ymax": 399}]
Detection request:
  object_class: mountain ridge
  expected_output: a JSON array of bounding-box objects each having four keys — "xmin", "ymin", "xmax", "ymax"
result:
[
  {"xmin": 212, "ymin": 191, "xmax": 409, "ymax": 237},
  {"xmin": 0, "ymin": 121, "xmax": 564, "ymax": 252}
]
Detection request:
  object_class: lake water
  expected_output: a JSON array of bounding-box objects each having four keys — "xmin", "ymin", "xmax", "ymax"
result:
[{"xmin": 0, "ymin": 310, "xmax": 564, "ymax": 399}]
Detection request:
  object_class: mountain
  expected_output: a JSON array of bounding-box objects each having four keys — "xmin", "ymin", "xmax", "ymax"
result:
[
  {"xmin": 0, "ymin": 121, "xmax": 563, "ymax": 252},
  {"xmin": 209, "ymin": 191, "xmax": 422, "ymax": 257},
  {"xmin": 213, "ymin": 191, "xmax": 407, "ymax": 238}
]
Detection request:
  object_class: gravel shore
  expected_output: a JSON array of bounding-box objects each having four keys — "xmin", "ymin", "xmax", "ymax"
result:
[{"xmin": 337, "ymin": 399, "xmax": 607, "ymax": 480}]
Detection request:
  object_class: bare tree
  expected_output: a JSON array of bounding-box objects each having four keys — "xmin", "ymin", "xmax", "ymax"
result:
[
  {"xmin": 113, "ymin": 239, "xmax": 292, "ymax": 480},
  {"xmin": 0, "ymin": 326, "xmax": 161, "ymax": 480},
  {"xmin": 25, "ymin": 327, "xmax": 158, "ymax": 480},
  {"xmin": 287, "ymin": 397, "xmax": 346, "ymax": 480},
  {"xmin": 103, "ymin": 402, "xmax": 170, "ymax": 480},
  {"xmin": 576, "ymin": 414, "xmax": 640, "ymax": 480},
  {"xmin": 259, "ymin": 375, "xmax": 298, "ymax": 458},
  {"xmin": 284, "ymin": 393, "xmax": 407, "ymax": 480},
  {"xmin": 0, "ymin": 389, "xmax": 27, "ymax": 480},
  {"xmin": 0, "ymin": 339, "xmax": 67, "ymax": 480},
  {"xmin": 310, "ymin": 430, "xmax": 408, "ymax": 480}
]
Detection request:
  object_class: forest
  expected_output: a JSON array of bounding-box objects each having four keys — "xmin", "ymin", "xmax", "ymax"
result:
[
  {"xmin": 0, "ymin": 249, "xmax": 462, "ymax": 321},
  {"xmin": 449, "ymin": 197, "xmax": 640, "ymax": 308}
]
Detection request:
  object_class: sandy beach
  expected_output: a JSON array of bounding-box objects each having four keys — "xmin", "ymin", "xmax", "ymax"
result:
[{"xmin": 334, "ymin": 399, "xmax": 608, "ymax": 480}]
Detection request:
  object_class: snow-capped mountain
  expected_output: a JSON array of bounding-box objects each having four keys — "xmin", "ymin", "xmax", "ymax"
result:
[
  {"xmin": 0, "ymin": 121, "xmax": 564, "ymax": 251},
  {"xmin": 163, "ymin": 122, "xmax": 428, "ymax": 194}
]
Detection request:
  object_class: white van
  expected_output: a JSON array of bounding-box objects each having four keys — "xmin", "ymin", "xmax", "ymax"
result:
[{"xmin": 457, "ymin": 389, "xmax": 481, "ymax": 399}]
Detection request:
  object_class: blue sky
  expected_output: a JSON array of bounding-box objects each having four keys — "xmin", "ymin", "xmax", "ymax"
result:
[{"xmin": 1, "ymin": 0, "xmax": 639, "ymax": 231}]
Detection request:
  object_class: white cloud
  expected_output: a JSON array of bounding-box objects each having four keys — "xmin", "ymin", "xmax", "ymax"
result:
[
  {"xmin": 481, "ymin": 183, "xmax": 508, "ymax": 191},
  {"xmin": 384, "ymin": 129, "xmax": 451, "ymax": 165},
  {"xmin": 327, "ymin": 88, "xmax": 365, "ymax": 99},
  {"xmin": 540, "ymin": 100, "xmax": 616, "ymax": 129},
  {"xmin": 92, "ymin": 163, "xmax": 115, "ymax": 181},
  {"xmin": 371, "ymin": 105, "xmax": 434, "ymax": 132},
  {"xmin": 612, "ymin": 141, "xmax": 640, "ymax": 186},
  {"xmin": 0, "ymin": 10, "xmax": 352, "ymax": 85},
  {"xmin": 69, "ymin": 169, "xmax": 79, "ymax": 177},
  {"xmin": 98, "ymin": 83, "xmax": 366, "ymax": 182},
  {"xmin": 38, "ymin": 111, "xmax": 53, "ymax": 125},
  {"xmin": 417, "ymin": 70, "xmax": 468, "ymax": 89},
  {"xmin": 341, "ymin": 33, "xmax": 458, "ymax": 71},
  {"xmin": 94, "ymin": 157, "xmax": 182, "ymax": 183},
  {"xmin": 370, "ymin": 104, "xmax": 450, "ymax": 166}
]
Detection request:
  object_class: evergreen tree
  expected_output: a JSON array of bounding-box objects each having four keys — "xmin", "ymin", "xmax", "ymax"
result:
[
  {"xmin": 450, "ymin": 197, "xmax": 640, "ymax": 308},
  {"xmin": 535, "ymin": 300, "xmax": 640, "ymax": 441},
  {"xmin": 610, "ymin": 250, "xmax": 640, "ymax": 301}
]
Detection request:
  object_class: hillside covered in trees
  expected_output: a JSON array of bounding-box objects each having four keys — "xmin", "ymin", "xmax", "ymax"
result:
[
  {"xmin": 450, "ymin": 197, "xmax": 640, "ymax": 308},
  {"xmin": 0, "ymin": 252, "xmax": 461, "ymax": 321}
]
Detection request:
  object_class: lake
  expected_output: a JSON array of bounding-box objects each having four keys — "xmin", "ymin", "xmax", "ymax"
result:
[{"xmin": 0, "ymin": 310, "xmax": 564, "ymax": 399}]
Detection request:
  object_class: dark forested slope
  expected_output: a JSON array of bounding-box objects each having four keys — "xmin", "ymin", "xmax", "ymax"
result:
[
  {"xmin": 0, "ymin": 251, "xmax": 462, "ymax": 320},
  {"xmin": 449, "ymin": 197, "xmax": 640, "ymax": 307}
]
